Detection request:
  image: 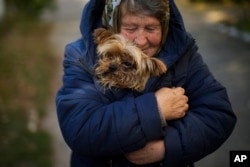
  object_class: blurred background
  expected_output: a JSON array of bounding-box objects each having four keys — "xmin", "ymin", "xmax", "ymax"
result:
[{"xmin": 0, "ymin": 0, "xmax": 249, "ymax": 167}]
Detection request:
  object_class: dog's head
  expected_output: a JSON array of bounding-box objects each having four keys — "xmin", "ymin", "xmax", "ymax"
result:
[{"xmin": 93, "ymin": 28, "xmax": 167, "ymax": 92}]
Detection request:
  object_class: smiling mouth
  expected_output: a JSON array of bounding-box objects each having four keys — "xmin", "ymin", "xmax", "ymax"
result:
[{"xmin": 141, "ymin": 49, "xmax": 151, "ymax": 56}]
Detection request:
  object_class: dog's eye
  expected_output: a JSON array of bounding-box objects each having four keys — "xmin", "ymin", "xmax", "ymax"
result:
[
  {"xmin": 106, "ymin": 53, "xmax": 114, "ymax": 60},
  {"xmin": 123, "ymin": 61, "xmax": 133, "ymax": 68}
]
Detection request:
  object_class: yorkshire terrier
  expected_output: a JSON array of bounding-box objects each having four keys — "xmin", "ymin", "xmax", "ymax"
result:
[{"xmin": 93, "ymin": 28, "xmax": 167, "ymax": 92}]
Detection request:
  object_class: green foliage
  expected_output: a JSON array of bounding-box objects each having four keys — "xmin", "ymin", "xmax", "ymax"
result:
[
  {"xmin": 4, "ymin": 0, "xmax": 55, "ymax": 20},
  {"xmin": 0, "ymin": 19, "xmax": 55, "ymax": 167},
  {"xmin": 231, "ymin": 0, "xmax": 244, "ymax": 4},
  {"xmin": 188, "ymin": 0, "xmax": 250, "ymax": 33},
  {"xmin": 189, "ymin": 0, "xmax": 223, "ymax": 3},
  {"xmin": 0, "ymin": 109, "xmax": 53, "ymax": 167},
  {"xmin": 189, "ymin": 0, "xmax": 250, "ymax": 4}
]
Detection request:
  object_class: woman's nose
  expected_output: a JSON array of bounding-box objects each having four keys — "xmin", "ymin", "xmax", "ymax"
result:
[{"xmin": 134, "ymin": 31, "xmax": 147, "ymax": 48}]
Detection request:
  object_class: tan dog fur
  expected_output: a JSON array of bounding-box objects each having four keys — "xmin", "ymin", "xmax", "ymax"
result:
[{"xmin": 93, "ymin": 28, "xmax": 167, "ymax": 92}]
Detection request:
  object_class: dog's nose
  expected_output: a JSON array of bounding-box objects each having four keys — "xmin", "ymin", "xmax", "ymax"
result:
[{"xmin": 109, "ymin": 64, "xmax": 117, "ymax": 72}]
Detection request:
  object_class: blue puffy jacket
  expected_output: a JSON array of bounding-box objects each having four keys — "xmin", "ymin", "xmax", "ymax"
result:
[{"xmin": 56, "ymin": 0, "xmax": 237, "ymax": 166}]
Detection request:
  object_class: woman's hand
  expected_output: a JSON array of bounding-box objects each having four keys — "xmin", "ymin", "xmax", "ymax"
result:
[
  {"xmin": 125, "ymin": 140, "xmax": 165, "ymax": 165},
  {"xmin": 155, "ymin": 87, "xmax": 189, "ymax": 120}
]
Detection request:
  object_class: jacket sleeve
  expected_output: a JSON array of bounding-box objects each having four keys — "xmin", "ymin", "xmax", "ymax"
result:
[
  {"xmin": 56, "ymin": 42, "xmax": 164, "ymax": 157},
  {"xmin": 163, "ymin": 52, "xmax": 237, "ymax": 166}
]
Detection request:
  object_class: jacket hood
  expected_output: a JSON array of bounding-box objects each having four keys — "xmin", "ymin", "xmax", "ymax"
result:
[
  {"xmin": 159, "ymin": 0, "xmax": 196, "ymax": 67},
  {"xmin": 79, "ymin": 0, "xmax": 197, "ymax": 68}
]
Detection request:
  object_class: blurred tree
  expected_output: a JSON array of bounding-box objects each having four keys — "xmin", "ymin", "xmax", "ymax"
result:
[
  {"xmin": 189, "ymin": 0, "xmax": 223, "ymax": 2},
  {"xmin": 188, "ymin": 0, "xmax": 250, "ymax": 32},
  {"xmin": 231, "ymin": 0, "xmax": 244, "ymax": 3},
  {"xmin": 0, "ymin": 0, "xmax": 4, "ymax": 19},
  {"xmin": 4, "ymin": 0, "xmax": 55, "ymax": 20},
  {"xmin": 231, "ymin": 0, "xmax": 250, "ymax": 31}
]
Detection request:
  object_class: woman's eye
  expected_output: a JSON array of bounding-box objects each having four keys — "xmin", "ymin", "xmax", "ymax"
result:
[
  {"xmin": 146, "ymin": 27, "xmax": 156, "ymax": 32},
  {"xmin": 122, "ymin": 26, "xmax": 137, "ymax": 33},
  {"xmin": 126, "ymin": 28, "xmax": 136, "ymax": 33}
]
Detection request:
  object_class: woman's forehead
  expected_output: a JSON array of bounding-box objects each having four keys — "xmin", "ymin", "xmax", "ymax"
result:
[{"xmin": 121, "ymin": 14, "xmax": 161, "ymax": 26}]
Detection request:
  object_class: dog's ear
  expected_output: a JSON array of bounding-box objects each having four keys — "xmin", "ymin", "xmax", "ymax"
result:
[
  {"xmin": 142, "ymin": 57, "xmax": 167, "ymax": 76},
  {"xmin": 149, "ymin": 57, "xmax": 167, "ymax": 76},
  {"xmin": 93, "ymin": 28, "xmax": 114, "ymax": 44}
]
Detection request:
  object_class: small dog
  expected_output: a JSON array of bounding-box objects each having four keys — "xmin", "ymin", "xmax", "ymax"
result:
[{"xmin": 93, "ymin": 28, "xmax": 167, "ymax": 92}]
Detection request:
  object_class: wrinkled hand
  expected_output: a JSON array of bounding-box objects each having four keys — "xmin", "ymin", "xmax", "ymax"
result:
[
  {"xmin": 125, "ymin": 140, "xmax": 165, "ymax": 165},
  {"xmin": 155, "ymin": 87, "xmax": 189, "ymax": 120}
]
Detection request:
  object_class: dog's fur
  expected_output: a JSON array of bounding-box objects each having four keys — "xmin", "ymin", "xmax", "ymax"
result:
[{"xmin": 93, "ymin": 28, "xmax": 167, "ymax": 92}]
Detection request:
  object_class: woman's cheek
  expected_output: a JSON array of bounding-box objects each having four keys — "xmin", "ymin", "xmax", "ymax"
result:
[
  {"xmin": 149, "ymin": 33, "xmax": 162, "ymax": 46},
  {"xmin": 120, "ymin": 31, "xmax": 135, "ymax": 41}
]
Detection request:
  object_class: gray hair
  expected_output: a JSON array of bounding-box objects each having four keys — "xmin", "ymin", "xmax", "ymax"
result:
[{"xmin": 120, "ymin": 0, "xmax": 169, "ymax": 22}]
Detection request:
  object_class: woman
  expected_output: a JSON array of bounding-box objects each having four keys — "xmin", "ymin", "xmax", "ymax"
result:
[{"xmin": 56, "ymin": 0, "xmax": 237, "ymax": 166}]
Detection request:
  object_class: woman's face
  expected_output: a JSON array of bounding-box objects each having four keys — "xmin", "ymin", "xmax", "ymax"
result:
[{"xmin": 120, "ymin": 13, "xmax": 162, "ymax": 57}]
